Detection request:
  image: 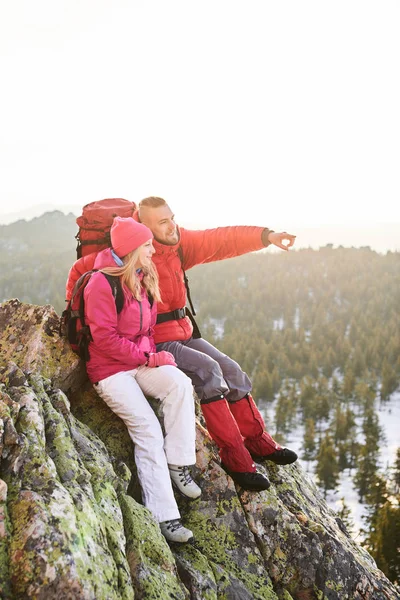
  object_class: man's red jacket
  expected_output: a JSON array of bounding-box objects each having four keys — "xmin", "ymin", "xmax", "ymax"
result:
[{"xmin": 65, "ymin": 220, "xmax": 269, "ymax": 344}]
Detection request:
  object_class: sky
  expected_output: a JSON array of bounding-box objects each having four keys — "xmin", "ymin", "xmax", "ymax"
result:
[{"xmin": 1, "ymin": 1, "xmax": 399, "ymax": 238}]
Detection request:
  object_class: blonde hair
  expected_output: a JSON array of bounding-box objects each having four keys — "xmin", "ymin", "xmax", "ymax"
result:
[{"xmin": 101, "ymin": 246, "xmax": 161, "ymax": 303}]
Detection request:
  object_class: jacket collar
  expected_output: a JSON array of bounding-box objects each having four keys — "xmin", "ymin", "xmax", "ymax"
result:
[{"xmin": 93, "ymin": 248, "xmax": 117, "ymax": 269}]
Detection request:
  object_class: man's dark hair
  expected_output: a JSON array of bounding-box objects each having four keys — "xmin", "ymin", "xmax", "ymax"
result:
[{"xmin": 139, "ymin": 196, "xmax": 167, "ymax": 210}]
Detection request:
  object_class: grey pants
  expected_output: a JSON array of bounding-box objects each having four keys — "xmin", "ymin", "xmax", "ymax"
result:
[{"xmin": 156, "ymin": 337, "xmax": 251, "ymax": 403}]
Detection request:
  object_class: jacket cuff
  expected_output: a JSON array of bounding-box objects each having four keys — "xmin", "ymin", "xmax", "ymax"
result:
[
  {"xmin": 261, "ymin": 228, "xmax": 274, "ymax": 247},
  {"xmin": 142, "ymin": 352, "xmax": 151, "ymax": 366}
]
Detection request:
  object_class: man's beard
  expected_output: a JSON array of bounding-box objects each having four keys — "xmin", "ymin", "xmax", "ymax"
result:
[{"xmin": 155, "ymin": 230, "xmax": 180, "ymax": 246}]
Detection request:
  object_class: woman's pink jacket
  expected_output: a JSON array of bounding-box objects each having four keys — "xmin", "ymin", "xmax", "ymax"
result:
[{"xmin": 83, "ymin": 248, "xmax": 157, "ymax": 384}]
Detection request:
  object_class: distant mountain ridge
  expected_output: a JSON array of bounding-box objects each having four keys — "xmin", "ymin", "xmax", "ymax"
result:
[
  {"xmin": 0, "ymin": 211, "xmax": 77, "ymax": 254},
  {"xmin": 0, "ymin": 204, "xmax": 81, "ymax": 225},
  {"xmin": 1, "ymin": 206, "xmax": 399, "ymax": 254}
]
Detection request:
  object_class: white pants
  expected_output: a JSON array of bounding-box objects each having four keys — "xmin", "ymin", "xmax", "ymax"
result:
[{"xmin": 94, "ymin": 365, "xmax": 196, "ymax": 523}]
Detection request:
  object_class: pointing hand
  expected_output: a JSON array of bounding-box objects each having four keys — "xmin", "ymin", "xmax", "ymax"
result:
[{"xmin": 267, "ymin": 231, "xmax": 296, "ymax": 251}]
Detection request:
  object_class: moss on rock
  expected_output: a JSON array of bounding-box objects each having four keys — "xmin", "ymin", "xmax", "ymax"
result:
[
  {"xmin": 119, "ymin": 493, "xmax": 188, "ymax": 599},
  {"xmin": 181, "ymin": 509, "xmax": 277, "ymax": 599},
  {"xmin": 0, "ymin": 478, "xmax": 12, "ymax": 599}
]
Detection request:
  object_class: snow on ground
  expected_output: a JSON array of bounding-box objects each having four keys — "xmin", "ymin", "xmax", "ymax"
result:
[
  {"xmin": 259, "ymin": 390, "xmax": 400, "ymax": 539},
  {"xmin": 273, "ymin": 317, "xmax": 285, "ymax": 331},
  {"xmin": 377, "ymin": 390, "xmax": 400, "ymax": 470},
  {"xmin": 207, "ymin": 317, "xmax": 226, "ymax": 340}
]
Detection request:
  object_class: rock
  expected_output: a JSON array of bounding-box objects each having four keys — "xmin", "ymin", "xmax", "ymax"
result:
[
  {"xmin": 0, "ymin": 299, "xmax": 86, "ymax": 393},
  {"xmin": 0, "ymin": 300, "xmax": 398, "ymax": 600}
]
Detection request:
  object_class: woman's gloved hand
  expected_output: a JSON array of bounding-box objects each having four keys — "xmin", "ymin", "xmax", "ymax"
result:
[{"xmin": 146, "ymin": 351, "xmax": 177, "ymax": 368}]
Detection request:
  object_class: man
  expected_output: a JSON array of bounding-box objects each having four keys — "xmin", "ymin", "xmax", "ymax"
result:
[{"xmin": 136, "ymin": 196, "xmax": 298, "ymax": 492}]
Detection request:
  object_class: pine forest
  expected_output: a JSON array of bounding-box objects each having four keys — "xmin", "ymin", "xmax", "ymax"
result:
[{"xmin": 188, "ymin": 245, "xmax": 400, "ymax": 585}]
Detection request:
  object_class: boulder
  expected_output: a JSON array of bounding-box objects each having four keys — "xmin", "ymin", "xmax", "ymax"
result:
[{"xmin": 0, "ymin": 300, "xmax": 398, "ymax": 599}]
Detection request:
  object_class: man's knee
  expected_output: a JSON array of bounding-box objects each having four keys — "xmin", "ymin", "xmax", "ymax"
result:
[{"xmin": 192, "ymin": 354, "xmax": 224, "ymax": 383}]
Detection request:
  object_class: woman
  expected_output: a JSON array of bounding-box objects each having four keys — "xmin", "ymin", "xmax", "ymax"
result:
[{"xmin": 83, "ymin": 216, "xmax": 201, "ymax": 543}]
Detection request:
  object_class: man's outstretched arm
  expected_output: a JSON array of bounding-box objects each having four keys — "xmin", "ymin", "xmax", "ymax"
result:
[{"xmin": 180, "ymin": 225, "xmax": 296, "ymax": 270}]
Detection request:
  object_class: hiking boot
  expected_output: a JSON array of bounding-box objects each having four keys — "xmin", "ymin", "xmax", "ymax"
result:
[
  {"xmin": 168, "ymin": 465, "xmax": 202, "ymax": 499},
  {"xmin": 160, "ymin": 519, "xmax": 194, "ymax": 543},
  {"xmin": 260, "ymin": 448, "xmax": 298, "ymax": 465},
  {"xmin": 221, "ymin": 464, "xmax": 271, "ymax": 491}
]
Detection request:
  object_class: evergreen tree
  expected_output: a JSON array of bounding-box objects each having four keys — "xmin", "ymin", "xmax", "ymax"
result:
[
  {"xmin": 316, "ymin": 433, "xmax": 339, "ymax": 497},
  {"xmin": 270, "ymin": 366, "xmax": 281, "ymax": 395},
  {"xmin": 369, "ymin": 502, "xmax": 400, "ymax": 585},
  {"xmin": 274, "ymin": 384, "xmax": 296, "ymax": 435},
  {"xmin": 362, "ymin": 474, "xmax": 400, "ymax": 585},
  {"xmin": 337, "ymin": 442, "xmax": 351, "ymax": 471},
  {"xmin": 342, "ymin": 366, "xmax": 355, "ymax": 397},
  {"xmin": 353, "ymin": 380, "xmax": 376, "ymax": 411},
  {"xmin": 313, "ymin": 388, "xmax": 330, "ymax": 422},
  {"xmin": 352, "ymin": 346, "xmax": 366, "ymax": 378},
  {"xmin": 394, "ymin": 448, "xmax": 400, "ymax": 492},
  {"xmin": 302, "ymin": 418, "xmax": 317, "ymax": 461},
  {"xmin": 299, "ymin": 377, "xmax": 316, "ymax": 421},
  {"xmin": 342, "ymin": 430, "xmax": 361, "ymax": 471},
  {"xmin": 380, "ymin": 359, "xmax": 398, "ymax": 400},
  {"xmin": 362, "ymin": 408, "xmax": 384, "ymax": 453},
  {"xmin": 354, "ymin": 444, "xmax": 380, "ymax": 502},
  {"xmin": 337, "ymin": 496, "xmax": 354, "ymax": 533},
  {"xmin": 252, "ymin": 368, "xmax": 273, "ymax": 402},
  {"xmin": 333, "ymin": 404, "xmax": 351, "ymax": 442},
  {"xmin": 331, "ymin": 375, "xmax": 342, "ymax": 398},
  {"xmin": 353, "ymin": 410, "xmax": 383, "ymax": 502}
]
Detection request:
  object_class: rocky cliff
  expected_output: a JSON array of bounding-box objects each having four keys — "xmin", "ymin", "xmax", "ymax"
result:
[{"xmin": 0, "ymin": 299, "xmax": 398, "ymax": 600}]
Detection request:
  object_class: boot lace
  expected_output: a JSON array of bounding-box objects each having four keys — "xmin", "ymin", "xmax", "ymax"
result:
[
  {"xmin": 165, "ymin": 519, "xmax": 183, "ymax": 532},
  {"xmin": 176, "ymin": 466, "xmax": 193, "ymax": 487}
]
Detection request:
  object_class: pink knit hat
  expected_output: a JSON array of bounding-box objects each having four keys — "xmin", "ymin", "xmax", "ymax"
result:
[{"xmin": 110, "ymin": 217, "xmax": 153, "ymax": 257}]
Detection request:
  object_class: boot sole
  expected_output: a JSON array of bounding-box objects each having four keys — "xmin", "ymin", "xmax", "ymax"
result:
[
  {"xmin": 220, "ymin": 463, "xmax": 270, "ymax": 491},
  {"xmin": 165, "ymin": 535, "xmax": 195, "ymax": 545},
  {"xmin": 253, "ymin": 455, "xmax": 298, "ymax": 465},
  {"xmin": 172, "ymin": 481, "xmax": 202, "ymax": 500},
  {"xmin": 234, "ymin": 482, "xmax": 271, "ymax": 491}
]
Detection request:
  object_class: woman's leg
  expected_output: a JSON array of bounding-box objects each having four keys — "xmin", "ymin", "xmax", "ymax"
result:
[
  {"xmin": 135, "ymin": 365, "xmax": 196, "ymax": 467},
  {"xmin": 94, "ymin": 369, "xmax": 180, "ymax": 523}
]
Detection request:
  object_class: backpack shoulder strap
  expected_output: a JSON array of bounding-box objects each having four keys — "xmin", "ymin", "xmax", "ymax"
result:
[
  {"xmin": 103, "ymin": 273, "xmax": 152, "ymax": 313},
  {"xmin": 177, "ymin": 246, "xmax": 201, "ymax": 338},
  {"xmin": 75, "ymin": 269, "xmax": 97, "ymax": 325},
  {"xmin": 75, "ymin": 270, "xmax": 124, "ymax": 314},
  {"xmin": 102, "ymin": 273, "xmax": 124, "ymax": 314},
  {"xmin": 177, "ymin": 246, "xmax": 196, "ymax": 316}
]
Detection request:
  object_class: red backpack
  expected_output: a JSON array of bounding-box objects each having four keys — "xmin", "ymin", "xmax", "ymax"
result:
[
  {"xmin": 62, "ymin": 198, "xmax": 136, "ymax": 357},
  {"xmin": 75, "ymin": 198, "xmax": 137, "ymax": 258}
]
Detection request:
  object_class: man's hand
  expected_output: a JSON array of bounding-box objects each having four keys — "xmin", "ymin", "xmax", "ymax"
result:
[{"xmin": 267, "ymin": 231, "xmax": 296, "ymax": 251}]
